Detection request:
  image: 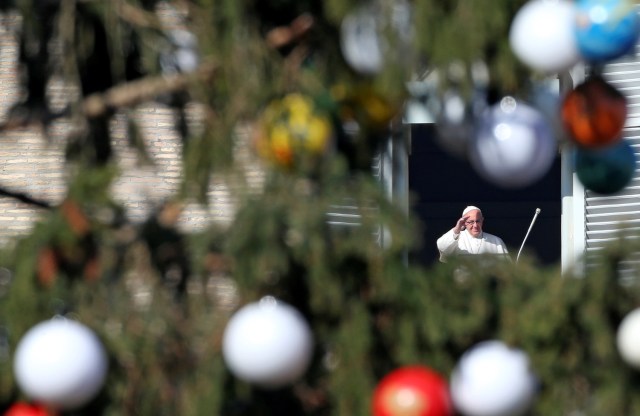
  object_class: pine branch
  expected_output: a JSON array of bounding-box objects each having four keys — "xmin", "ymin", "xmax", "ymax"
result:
[
  {"xmin": 0, "ymin": 186, "xmax": 52, "ymax": 209},
  {"xmin": 82, "ymin": 60, "xmax": 219, "ymax": 118},
  {"xmin": 0, "ymin": 61, "xmax": 219, "ymax": 132},
  {"xmin": 116, "ymin": 1, "xmax": 164, "ymax": 29},
  {"xmin": 265, "ymin": 13, "xmax": 315, "ymax": 49}
]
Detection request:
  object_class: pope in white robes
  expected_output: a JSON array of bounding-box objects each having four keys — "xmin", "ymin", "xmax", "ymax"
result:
[{"xmin": 437, "ymin": 205, "xmax": 509, "ymax": 263}]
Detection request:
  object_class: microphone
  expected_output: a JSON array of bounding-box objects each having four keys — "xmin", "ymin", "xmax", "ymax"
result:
[{"xmin": 516, "ymin": 208, "xmax": 541, "ymax": 264}]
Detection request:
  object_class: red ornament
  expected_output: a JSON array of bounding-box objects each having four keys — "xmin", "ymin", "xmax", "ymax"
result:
[
  {"xmin": 372, "ymin": 366, "xmax": 452, "ymax": 416},
  {"xmin": 561, "ymin": 76, "xmax": 627, "ymax": 148},
  {"xmin": 3, "ymin": 402, "xmax": 51, "ymax": 416}
]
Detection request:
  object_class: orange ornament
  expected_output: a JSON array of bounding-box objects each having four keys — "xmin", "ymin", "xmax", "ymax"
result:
[
  {"xmin": 372, "ymin": 366, "xmax": 452, "ymax": 416},
  {"xmin": 561, "ymin": 76, "xmax": 627, "ymax": 148}
]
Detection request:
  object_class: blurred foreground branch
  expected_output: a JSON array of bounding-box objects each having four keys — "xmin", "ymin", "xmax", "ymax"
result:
[{"xmin": 82, "ymin": 60, "xmax": 218, "ymax": 118}]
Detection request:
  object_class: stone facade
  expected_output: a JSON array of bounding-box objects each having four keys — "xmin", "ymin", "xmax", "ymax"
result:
[{"xmin": 0, "ymin": 11, "xmax": 256, "ymax": 248}]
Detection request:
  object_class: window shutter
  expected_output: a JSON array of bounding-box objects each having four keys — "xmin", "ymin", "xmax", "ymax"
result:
[
  {"xmin": 325, "ymin": 126, "xmax": 408, "ymax": 249},
  {"xmin": 325, "ymin": 153, "xmax": 384, "ymax": 247},
  {"xmin": 585, "ymin": 39, "xmax": 640, "ymax": 278}
]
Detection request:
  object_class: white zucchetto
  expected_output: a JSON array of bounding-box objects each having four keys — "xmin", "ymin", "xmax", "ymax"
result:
[{"xmin": 463, "ymin": 206, "xmax": 482, "ymax": 216}]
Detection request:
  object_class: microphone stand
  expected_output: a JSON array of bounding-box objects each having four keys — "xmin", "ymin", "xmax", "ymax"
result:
[{"xmin": 516, "ymin": 208, "xmax": 541, "ymax": 264}]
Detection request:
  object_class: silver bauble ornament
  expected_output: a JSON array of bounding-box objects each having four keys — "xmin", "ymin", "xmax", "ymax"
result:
[{"xmin": 469, "ymin": 96, "xmax": 557, "ymax": 188}]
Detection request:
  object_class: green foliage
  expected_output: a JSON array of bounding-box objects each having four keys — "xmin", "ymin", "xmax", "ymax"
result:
[{"xmin": 2, "ymin": 1, "xmax": 640, "ymax": 415}]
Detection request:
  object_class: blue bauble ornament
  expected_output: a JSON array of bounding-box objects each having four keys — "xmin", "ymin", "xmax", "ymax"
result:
[
  {"xmin": 574, "ymin": 0, "xmax": 640, "ymax": 63},
  {"xmin": 575, "ymin": 139, "xmax": 636, "ymax": 194}
]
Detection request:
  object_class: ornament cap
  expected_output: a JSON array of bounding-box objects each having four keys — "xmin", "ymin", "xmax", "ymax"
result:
[{"xmin": 500, "ymin": 96, "xmax": 517, "ymax": 113}]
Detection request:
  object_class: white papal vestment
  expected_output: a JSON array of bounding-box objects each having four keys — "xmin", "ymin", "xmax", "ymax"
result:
[{"xmin": 436, "ymin": 229, "xmax": 509, "ymax": 263}]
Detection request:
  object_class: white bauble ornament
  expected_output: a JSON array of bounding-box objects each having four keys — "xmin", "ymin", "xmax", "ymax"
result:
[
  {"xmin": 222, "ymin": 296, "xmax": 313, "ymax": 388},
  {"xmin": 509, "ymin": 0, "xmax": 581, "ymax": 73},
  {"xmin": 13, "ymin": 319, "xmax": 108, "ymax": 410},
  {"xmin": 617, "ymin": 308, "xmax": 640, "ymax": 368},
  {"xmin": 435, "ymin": 88, "xmax": 487, "ymax": 159},
  {"xmin": 160, "ymin": 29, "xmax": 200, "ymax": 75},
  {"xmin": 469, "ymin": 96, "xmax": 557, "ymax": 188},
  {"xmin": 451, "ymin": 340, "xmax": 537, "ymax": 416},
  {"xmin": 340, "ymin": 1, "xmax": 413, "ymax": 75},
  {"xmin": 340, "ymin": 7, "xmax": 383, "ymax": 75}
]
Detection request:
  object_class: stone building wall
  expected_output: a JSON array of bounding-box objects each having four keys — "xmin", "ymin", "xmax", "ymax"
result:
[{"xmin": 0, "ymin": 10, "xmax": 256, "ymax": 249}]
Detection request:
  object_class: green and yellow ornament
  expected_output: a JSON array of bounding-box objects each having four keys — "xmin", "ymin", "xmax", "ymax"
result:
[
  {"xmin": 254, "ymin": 93, "xmax": 333, "ymax": 169},
  {"xmin": 331, "ymin": 84, "xmax": 401, "ymax": 132}
]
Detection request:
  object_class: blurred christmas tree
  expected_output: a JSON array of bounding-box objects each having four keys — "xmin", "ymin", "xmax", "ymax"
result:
[{"xmin": 1, "ymin": 0, "xmax": 640, "ymax": 415}]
